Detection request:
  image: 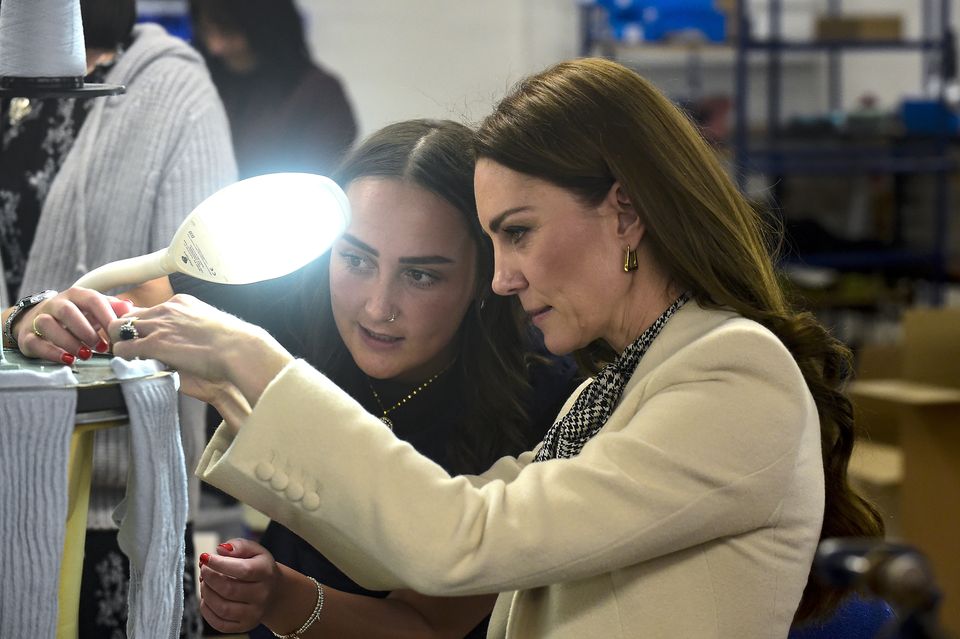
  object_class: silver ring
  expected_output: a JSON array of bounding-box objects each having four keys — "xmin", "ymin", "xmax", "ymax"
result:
[
  {"xmin": 118, "ymin": 317, "xmax": 140, "ymax": 341},
  {"xmin": 387, "ymin": 312, "xmax": 397, "ymax": 323}
]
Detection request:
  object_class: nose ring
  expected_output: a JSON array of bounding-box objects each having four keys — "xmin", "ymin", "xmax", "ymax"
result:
[{"xmin": 387, "ymin": 312, "xmax": 397, "ymax": 323}]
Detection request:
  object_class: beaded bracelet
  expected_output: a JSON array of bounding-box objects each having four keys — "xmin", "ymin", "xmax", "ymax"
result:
[{"xmin": 271, "ymin": 576, "xmax": 324, "ymax": 639}]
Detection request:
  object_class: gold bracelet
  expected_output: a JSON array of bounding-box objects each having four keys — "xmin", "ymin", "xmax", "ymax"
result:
[{"xmin": 271, "ymin": 576, "xmax": 324, "ymax": 639}]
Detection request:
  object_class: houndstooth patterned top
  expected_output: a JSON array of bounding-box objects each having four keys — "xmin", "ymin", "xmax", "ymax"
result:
[{"xmin": 534, "ymin": 292, "xmax": 690, "ymax": 462}]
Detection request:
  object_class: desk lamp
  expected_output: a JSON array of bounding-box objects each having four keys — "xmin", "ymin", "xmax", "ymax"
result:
[
  {"xmin": 74, "ymin": 172, "xmax": 350, "ymax": 291},
  {"xmin": 0, "ymin": 173, "xmax": 350, "ymax": 368}
]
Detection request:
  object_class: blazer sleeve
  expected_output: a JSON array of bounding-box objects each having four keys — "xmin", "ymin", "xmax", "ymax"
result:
[{"xmin": 197, "ymin": 323, "xmax": 817, "ymax": 597}]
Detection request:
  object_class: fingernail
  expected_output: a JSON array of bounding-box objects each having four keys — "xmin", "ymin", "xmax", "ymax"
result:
[
  {"xmin": 95, "ymin": 338, "xmax": 109, "ymax": 353},
  {"xmin": 217, "ymin": 542, "xmax": 233, "ymax": 552},
  {"xmin": 199, "ymin": 552, "xmax": 210, "ymax": 566},
  {"xmin": 61, "ymin": 353, "xmax": 76, "ymax": 365},
  {"xmin": 78, "ymin": 346, "xmax": 92, "ymax": 360}
]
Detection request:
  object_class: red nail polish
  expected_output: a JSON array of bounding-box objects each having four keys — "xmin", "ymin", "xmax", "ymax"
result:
[
  {"xmin": 218, "ymin": 542, "xmax": 234, "ymax": 552},
  {"xmin": 60, "ymin": 353, "xmax": 76, "ymax": 365},
  {"xmin": 78, "ymin": 346, "xmax": 92, "ymax": 360},
  {"xmin": 95, "ymin": 338, "xmax": 109, "ymax": 353},
  {"xmin": 199, "ymin": 552, "xmax": 210, "ymax": 566}
]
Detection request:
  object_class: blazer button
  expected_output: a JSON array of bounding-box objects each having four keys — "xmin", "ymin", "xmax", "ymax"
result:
[
  {"xmin": 302, "ymin": 491, "xmax": 321, "ymax": 511},
  {"xmin": 271, "ymin": 471, "xmax": 289, "ymax": 491},
  {"xmin": 285, "ymin": 482, "xmax": 304, "ymax": 501},
  {"xmin": 255, "ymin": 462, "xmax": 275, "ymax": 481}
]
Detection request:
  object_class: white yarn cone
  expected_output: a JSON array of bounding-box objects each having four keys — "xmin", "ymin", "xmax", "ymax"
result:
[{"xmin": 0, "ymin": 0, "xmax": 86, "ymax": 79}]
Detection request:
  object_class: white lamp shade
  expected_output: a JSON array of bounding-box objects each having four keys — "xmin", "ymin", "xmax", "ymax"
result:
[{"xmin": 74, "ymin": 173, "xmax": 351, "ymax": 292}]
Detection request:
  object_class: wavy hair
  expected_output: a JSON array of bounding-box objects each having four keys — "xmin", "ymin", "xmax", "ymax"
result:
[{"xmin": 474, "ymin": 58, "xmax": 883, "ymax": 622}]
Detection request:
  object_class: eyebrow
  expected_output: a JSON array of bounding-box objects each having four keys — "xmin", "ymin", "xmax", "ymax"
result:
[
  {"xmin": 341, "ymin": 233, "xmax": 454, "ymax": 265},
  {"xmin": 487, "ymin": 206, "xmax": 532, "ymax": 234}
]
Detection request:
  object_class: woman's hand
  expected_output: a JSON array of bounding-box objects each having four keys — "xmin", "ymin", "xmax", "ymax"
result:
[
  {"xmin": 108, "ymin": 294, "xmax": 294, "ymax": 406},
  {"xmin": 198, "ymin": 538, "xmax": 282, "ymax": 633},
  {"xmin": 8, "ymin": 287, "xmax": 133, "ymax": 364}
]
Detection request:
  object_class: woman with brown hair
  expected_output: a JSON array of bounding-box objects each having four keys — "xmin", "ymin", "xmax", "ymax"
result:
[{"xmin": 21, "ymin": 58, "xmax": 881, "ymax": 637}]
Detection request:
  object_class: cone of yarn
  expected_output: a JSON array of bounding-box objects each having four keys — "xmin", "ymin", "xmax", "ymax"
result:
[{"xmin": 0, "ymin": 0, "xmax": 124, "ymax": 97}]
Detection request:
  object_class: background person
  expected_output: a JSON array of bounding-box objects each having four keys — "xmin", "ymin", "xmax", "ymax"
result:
[{"xmin": 189, "ymin": 0, "xmax": 357, "ymax": 180}]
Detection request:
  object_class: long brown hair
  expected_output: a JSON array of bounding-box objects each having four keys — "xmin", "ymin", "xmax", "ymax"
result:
[
  {"xmin": 475, "ymin": 58, "xmax": 883, "ymax": 622},
  {"xmin": 296, "ymin": 119, "xmax": 533, "ymax": 473}
]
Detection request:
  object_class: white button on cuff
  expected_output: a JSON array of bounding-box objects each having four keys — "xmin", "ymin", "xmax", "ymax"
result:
[
  {"xmin": 271, "ymin": 471, "xmax": 289, "ymax": 491},
  {"xmin": 255, "ymin": 462, "xmax": 275, "ymax": 481},
  {"xmin": 302, "ymin": 491, "xmax": 321, "ymax": 511},
  {"xmin": 286, "ymin": 482, "xmax": 304, "ymax": 501}
]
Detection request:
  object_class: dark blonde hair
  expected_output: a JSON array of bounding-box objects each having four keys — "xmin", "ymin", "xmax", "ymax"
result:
[{"xmin": 475, "ymin": 58, "xmax": 883, "ymax": 622}]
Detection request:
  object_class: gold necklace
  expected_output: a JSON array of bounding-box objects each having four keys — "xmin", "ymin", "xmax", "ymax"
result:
[{"xmin": 368, "ymin": 367, "xmax": 450, "ymax": 430}]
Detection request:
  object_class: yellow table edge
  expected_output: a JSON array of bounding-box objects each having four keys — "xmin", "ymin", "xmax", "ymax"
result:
[{"xmin": 58, "ymin": 419, "xmax": 126, "ymax": 639}]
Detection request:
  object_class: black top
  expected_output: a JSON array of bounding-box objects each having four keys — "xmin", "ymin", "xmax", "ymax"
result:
[
  {"xmin": 208, "ymin": 61, "xmax": 357, "ymax": 180},
  {"xmin": 170, "ymin": 272, "xmax": 580, "ymax": 638}
]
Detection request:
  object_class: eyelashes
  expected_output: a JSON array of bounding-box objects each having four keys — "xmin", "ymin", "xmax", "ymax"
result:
[{"xmin": 338, "ymin": 251, "xmax": 442, "ymax": 289}]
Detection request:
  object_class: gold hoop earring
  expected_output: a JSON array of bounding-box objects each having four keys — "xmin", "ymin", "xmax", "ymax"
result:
[{"xmin": 623, "ymin": 245, "xmax": 638, "ymax": 272}]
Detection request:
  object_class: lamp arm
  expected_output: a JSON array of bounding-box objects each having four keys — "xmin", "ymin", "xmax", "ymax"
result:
[{"xmin": 73, "ymin": 249, "xmax": 171, "ymax": 292}]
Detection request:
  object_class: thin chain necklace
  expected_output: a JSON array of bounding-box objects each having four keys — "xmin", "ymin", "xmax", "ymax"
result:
[{"xmin": 367, "ymin": 366, "xmax": 450, "ymax": 430}]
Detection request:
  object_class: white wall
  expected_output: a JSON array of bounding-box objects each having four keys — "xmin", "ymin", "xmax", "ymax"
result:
[
  {"xmin": 297, "ymin": 0, "xmax": 581, "ymax": 138},
  {"xmin": 295, "ymin": 0, "xmax": 957, "ymax": 136}
]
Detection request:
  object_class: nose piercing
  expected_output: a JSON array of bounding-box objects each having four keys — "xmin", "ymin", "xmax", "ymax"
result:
[{"xmin": 387, "ymin": 312, "xmax": 397, "ymax": 323}]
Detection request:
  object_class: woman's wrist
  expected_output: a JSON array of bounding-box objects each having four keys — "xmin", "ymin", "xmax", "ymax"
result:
[
  {"xmin": 223, "ymin": 325, "xmax": 294, "ymax": 408},
  {"xmin": 263, "ymin": 564, "xmax": 324, "ymax": 636},
  {"xmin": 209, "ymin": 381, "xmax": 252, "ymax": 435}
]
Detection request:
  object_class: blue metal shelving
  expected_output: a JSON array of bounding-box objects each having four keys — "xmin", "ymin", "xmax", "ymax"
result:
[{"xmin": 733, "ymin": 0, "xmax": 955, "ymax": 302}]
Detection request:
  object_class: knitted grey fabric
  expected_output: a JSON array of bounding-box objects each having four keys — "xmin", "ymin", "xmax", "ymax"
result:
[
  {"xmin": 14, "ymin": 22, "xmax": 236, "ymax": 531},
  {"xmin": 0, "ymin": 367, "xmax": 78, "ymax": 637},
  {"xmin": 110, "ymin": 358, "xmax": 187, "ymax": 639},
  {"xmin": 19, "ymin": 23, "xmax": 236, "ymax": 293}
]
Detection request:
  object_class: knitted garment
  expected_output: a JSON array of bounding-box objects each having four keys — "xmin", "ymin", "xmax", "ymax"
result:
[
  {"xmin": 535, "ymin": 293, "xmax": 689, "ymax": 462},
  {"xmin": 8, "ymin": 23, "xmax": 236, "ymax": 530},
  {"xmin": 18, "ymin": 23, "xmax": 236, "ymax": 294},
  {"xmin": 110, "ymin": 358, "xmax": 188, "ymax": 639},
  {"xmin": 0, "ymin": 366, "xmax": 78, "ymax": 636}
]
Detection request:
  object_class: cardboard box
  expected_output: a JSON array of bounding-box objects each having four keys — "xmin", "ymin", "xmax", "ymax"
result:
[
  {"xmin": 848, "ymin": 307, "xmax": 960, "ymax": 635},
  {"xmin": 853, "ymin": 341, "xmax": 903, "ymax": 445},
  {"xmin": 815, "ymin": 15, "xmax": 902, "ymax": 42}
]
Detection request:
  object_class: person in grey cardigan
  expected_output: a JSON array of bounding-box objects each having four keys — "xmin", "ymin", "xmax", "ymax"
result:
[{"xmin": 0, "ymin": 2, "xmax": 236, "ymax": 636}]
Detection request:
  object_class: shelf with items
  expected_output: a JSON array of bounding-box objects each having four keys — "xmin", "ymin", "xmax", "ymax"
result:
[
  {"xmin": 742, "ymin": 136, "xmax": 956, "ymax": 174},
  {"xmin": 578, "ymin": 1, "xmax": 770, "ymax": 103},
  {"xmin": 741, "ymin": 38, "xmax": 943, "ymax": 52},
  {"xmin": 733, "ymin": 0, "xmax": 956, "ymax": 306}
]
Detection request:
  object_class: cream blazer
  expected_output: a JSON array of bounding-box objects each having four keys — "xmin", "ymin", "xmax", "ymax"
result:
[{"xmin": 197, "ymin": 303, "xmax": 824, "ymax": 638}]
